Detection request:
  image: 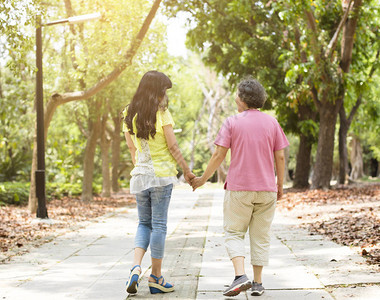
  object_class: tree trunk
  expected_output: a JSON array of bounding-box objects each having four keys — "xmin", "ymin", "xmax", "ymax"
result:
[
  {"xmin": 81, "ymin": 122, "xmax": 101, "ymax": 202},
  {"xmin": 293, "ymin": 133, "xmax": 313, "ymax": 188},
  {"xmin": 81, "ymin": 101, "xmax": 102, "ymax": 202},
  {"xmin": 28, "ymin": 0, "xmax": 163, "ymax": 211},
  {"xmin": 111, "ymin": 115, "xmax": 121, "ymax": 192},
  {"xmin": 311, "ymin": 100, "xmax": 341, "ymax": 189},
  {"xmin": 349, "ymin": 135, "xmax": 364, "ymax": 180},
  {"xmin": 337, "ymin": 0, "xmax": 363, "ymax": 184},
  {"xmin": 28, "ymin": 125, "xmax": 38, "ymax": 213},
  {"xmin": 100, "ymin": 114, "xmax": 111, "ymax": 197},
  {"xmin": 338, "ymin": 110, "xmax": 350, "ymax": 184}
]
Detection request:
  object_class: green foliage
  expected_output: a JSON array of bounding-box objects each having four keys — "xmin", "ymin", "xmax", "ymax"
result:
[
  {"xmin": 38, "ymin": 0, "xmax": 171, "ymax": 185},
  {"xmin": 0, "ymin": 66, "xmax": 34, "ymax": 182},
  {"xmin": 0, "ymin": 181, "xmax": 103, "ymax": 206},
  {"xmin": 0, "ymin": 182, "xmax": 30, "ymax": 205},
  {"xmin": 353, "ymin": 73, "xmax": 380, "ymax": 161},
  {"xmin": 298, "ymin": 120, "xmax": 319, "ymax": 139},
  {"xmin": 47, "ymin": 181, "xmax": 102, "ymax": 199},
  {"xmin": 0, "ymin": 0, "xmax": 42, "ymax": 74},
  {"xmin": 164, "ymin": 0, "xmax": 380, "ymax": 182}
]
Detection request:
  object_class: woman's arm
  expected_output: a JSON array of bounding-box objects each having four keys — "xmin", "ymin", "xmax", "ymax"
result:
[
  {"xmin": 124, "ymin": 132, "xmax": 136, "ymax": 165},
  {"xmin": 274, "ymin": 149, "xmax": 285, "ymax": 200},
  {"xmin": 192, "ymin": 145, "xmax": 228, "ymax": 191},
  {"xmin": 163, "ymin": 124, "xmax": 195, "ymax": 183}
]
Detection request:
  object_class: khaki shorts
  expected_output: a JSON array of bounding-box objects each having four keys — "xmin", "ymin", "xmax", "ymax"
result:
[{"xmin": 223, "ymin": 190, "xmax": 277, "ymax": 266}]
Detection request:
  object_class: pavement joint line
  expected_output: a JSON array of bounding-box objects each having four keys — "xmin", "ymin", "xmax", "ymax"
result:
[
  {"xmin": 82, "ymin": 249, "xmax": 135, "ymax": 297},
  {"xmin": 276, "ymin": 233, "xmax": 330, "ymax": 291},
  {"xmin": 126, "ymin": 192, "xmax": 214, "ymax": 299},
  {"xmin": 0, "ymin": 208, "xmax": 130, "ymax": 264},
  {"xmin": 324, "ymin": 282, "xmax": 380, "ymax": 288},
  {"xmin": 197, "ymin": 287, "xmax": 329, "ymax": 292}
]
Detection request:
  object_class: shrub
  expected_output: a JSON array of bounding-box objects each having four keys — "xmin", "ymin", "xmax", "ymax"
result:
[
  {"xmin": 0, "ymin": 182, "xmax": 30, "ymax": 205},
  {"xmin": 0, "ymin": 181, "xmax": 103, "ymax": 206}
]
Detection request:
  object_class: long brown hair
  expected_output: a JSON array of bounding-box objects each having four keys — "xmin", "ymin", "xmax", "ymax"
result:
[{"xmin": 124, "ymin": 71, "xmax": 172, "ymax": 140}]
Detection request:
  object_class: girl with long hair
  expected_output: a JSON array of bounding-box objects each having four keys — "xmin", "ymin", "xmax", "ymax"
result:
[{"xmin": 123, "ymin": 71, "xmax": 194, "ymax": 295}]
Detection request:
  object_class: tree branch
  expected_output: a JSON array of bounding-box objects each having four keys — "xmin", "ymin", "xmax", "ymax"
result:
[
  {"xmin": 340, "ymin": 0, "xmax": 363, "ymax": 73},
  {"xmin": 311, "ymin": 84, "xmax": 321, "ymax": 111},
  {"xmin": 44, "ymin": 0, "xmax": 162, "ymax": 138},
  {"xmin": 347, "ymin": 95, "xmax": 362, "ymax": 124},
  {"xmin": 325, "ymin": 0, "xmax": 353, "ymax": 59},
  {"xmin": 347, "ymin": 49, "xmax": 379, "ymax": 124},
  {"xmin": 304, "ymin": 10, "xmax": 321, "ymax": 64}
]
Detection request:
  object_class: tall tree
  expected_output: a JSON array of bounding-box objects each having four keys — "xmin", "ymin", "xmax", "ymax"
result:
[
  {"xmin": 28, "ymin": 0, "xmax": 163, "ymax": 211},
  {"xmin": 165, "ymin": 0, "xmax": 378, "ymax": 189}
]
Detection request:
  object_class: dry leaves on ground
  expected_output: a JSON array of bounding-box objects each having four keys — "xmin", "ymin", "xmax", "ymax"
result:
[
  {"xmin": 0, "ymin": 190, "xmax": 136, "ymax": 262},
  {"xmin": 278, "ymin": 183, "xmax": 380, "ymax": 268}
]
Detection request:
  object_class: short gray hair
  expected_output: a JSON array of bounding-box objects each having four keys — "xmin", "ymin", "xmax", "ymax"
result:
[{"xmin": 237, "ymin": 78, "xmax": 267, "ymax": 109}]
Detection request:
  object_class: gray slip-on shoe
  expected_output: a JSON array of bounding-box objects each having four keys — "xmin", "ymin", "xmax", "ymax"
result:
[
  {"xmin": 223, "ymin": 275, "xmax": 252, "ymax": 297},
  {"xmin": 251, "ymin": 282, "xmax": 265, "ymax": 296}
]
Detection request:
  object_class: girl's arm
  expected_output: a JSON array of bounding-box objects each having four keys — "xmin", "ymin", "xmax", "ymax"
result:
[
  {"xmin": 124, "ymin": 132, "xmax": 136, "ymax": 165},
  {"xmin": 192, "ymin": 145, "xmax": 228, "ymax": 191},
  {"xmin": 274, "ymin": 149, "xmax": 285, "ymax": 200},
  {"xmin": 163, "ymin": 124, "xmax": 194, "ymax": 183}
]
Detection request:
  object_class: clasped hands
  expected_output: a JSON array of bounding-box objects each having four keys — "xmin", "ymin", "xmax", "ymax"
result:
[{"xmin": 184, "ymin": 170, "xmax": 206, "ymax": 191}]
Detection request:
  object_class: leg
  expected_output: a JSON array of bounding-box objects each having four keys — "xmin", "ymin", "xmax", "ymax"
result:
[
  {"xmin": 147, "ymin": 184, "xmax": 174, "ymax": 294},
  {"xmin": 149, "ymin": 184, "xmax": 173, "ymax": 260},
  {"xmin": 231, "ymin": 256, "xmax": 245, "ymax": 276},
  {"xmin": 223, "ymin": 255, "xmax": 253, "ymax": 297},
  {"xmin": 151, "ymin": 257, "xmax": 163, "ymax": 278},
  {"xmin": 126, "ymin": 189, "xmax": 152, "ymax": 294},
  {"xmin": 249, "ymin": 192, "xmax": 276, "ymax": 282},
  {"xmin": 224, "ymin": 191, "xmax": 254, "ymax": 271},
  {"xmin": 133, "ymin": 247, "xmax": 146, "ymax": 269},
  {"xmin": 134, "ymin": 189, "xmax": 153, "ymax": 256},
  {"xmin": 251, "ymin": 265, "xmax": 265, "ymax": 296},
  {"xmin": 253, "ymin": 265, "xmax": 263, "ymax": 284},
  {"xmin": 222, "ymin": 191, "xmax": 255, "ymax": 297}
]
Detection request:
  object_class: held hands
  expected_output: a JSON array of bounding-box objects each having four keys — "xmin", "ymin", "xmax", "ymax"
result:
[
  {"xmin": 184, "ymin": 170, "xmax": 196, "ymax": 185},
  {"xmin": 183, "ymin": 170, "xmax": 207, "ymax": 191},
  {"xmin": 190, "ymin": 176, "xmax": 206, "ymax": 191}
]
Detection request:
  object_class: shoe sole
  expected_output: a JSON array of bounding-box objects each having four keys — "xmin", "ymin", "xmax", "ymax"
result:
[
  {"xmin": 223, "ymin": 281, "xmax": 252, "ymax": 297},
  {"xmin": 126, "ymin": 280, "xmax": 138, "ymax": 294},
  {"xmin": 251, "ymin": 290, "xmax": 265, "ymax": 296},
  {"xmin": 148, "ymin": 282, "xmax": 175, "ymax": 293},
  {"xmin": 126, "ymin": 270, "xmax": 140, "ymax": 294}
]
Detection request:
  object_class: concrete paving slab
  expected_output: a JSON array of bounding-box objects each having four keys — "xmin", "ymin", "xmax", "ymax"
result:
[
  {"xmin": 329, "ymin": 285, "xmax": 380, "ymax": 300},
  {"xmin": 197, "ymin": 290, "xmax": 332, "ymax": 299},
  {"xmin": 273, "ymin": 224, "xmax": 380, "ymax": 285},
  {"xmin": 77, "ymin": 278, "xmax": 128, "ymax": 300},
  {"xmin": 197, "ymin": 291, "xmax": 249, "ymax": 299}
]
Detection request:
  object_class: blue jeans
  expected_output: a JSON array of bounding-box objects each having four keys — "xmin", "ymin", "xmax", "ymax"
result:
[{"xmin": 134, "ymin": 184, "xmax": 173, "ymax": 259}]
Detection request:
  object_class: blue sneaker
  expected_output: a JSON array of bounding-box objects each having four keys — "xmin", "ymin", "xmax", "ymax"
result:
[
  {"xmin": 148, "ymin": 274, "xmax": 174, "ymax": 294},
  {"xmin": 126, "ymin": 265, "xmax": 141, "ymax": 294}
]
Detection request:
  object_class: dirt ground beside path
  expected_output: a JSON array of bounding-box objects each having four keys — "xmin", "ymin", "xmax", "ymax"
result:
[
  {"xmin": 0, "ymin": 190, "xmax": 136, "ymax": 262},
  {"xmin": 277, "ymin": 183, "xmax": 380, "ymax": 270}
]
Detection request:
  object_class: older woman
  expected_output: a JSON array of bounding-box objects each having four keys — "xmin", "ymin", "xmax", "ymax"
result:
[{"xmin": 192, "ymin": 78, "xmax": 289, "ymax": 297}]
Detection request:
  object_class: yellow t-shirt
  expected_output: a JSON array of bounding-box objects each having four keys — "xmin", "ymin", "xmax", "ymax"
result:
[{"xmin": 123, "ymin": 108, "xmax": 178, "ymax": 177}]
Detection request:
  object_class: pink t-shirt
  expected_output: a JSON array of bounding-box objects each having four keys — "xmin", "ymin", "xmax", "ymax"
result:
[{"xmin": 214, "ymin": 110, "xmax": 289, "ymax": 192}]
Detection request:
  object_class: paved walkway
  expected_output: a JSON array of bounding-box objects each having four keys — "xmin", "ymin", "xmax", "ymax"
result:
[{"xmin": 1, "ymin": 187, "xmax": 379, "ymax": 299}]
